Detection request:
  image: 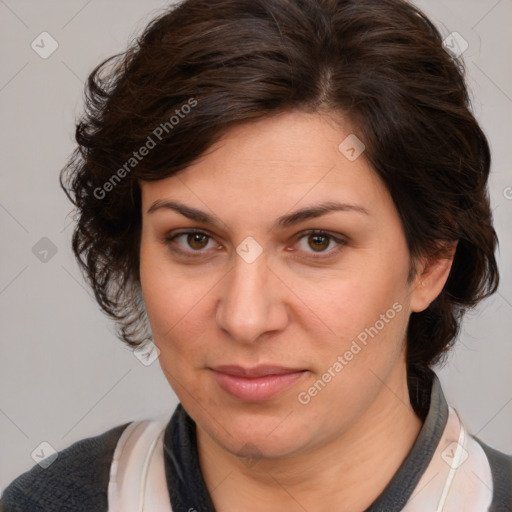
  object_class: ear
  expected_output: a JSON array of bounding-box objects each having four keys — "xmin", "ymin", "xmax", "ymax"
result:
[{"xmin": 409, "ymin": 242, "xmax": 458, "ymax": 313}]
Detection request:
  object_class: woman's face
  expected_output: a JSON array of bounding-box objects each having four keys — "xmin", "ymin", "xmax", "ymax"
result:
[{"xmin": 139, "ymin": 111, "xmax": 426, "ymax": 460}]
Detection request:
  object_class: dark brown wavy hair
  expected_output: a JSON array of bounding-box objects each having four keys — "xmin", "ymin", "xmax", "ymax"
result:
[{"xmin": 61, "ymin": 0, "xmax": 499, "ymax": 383}]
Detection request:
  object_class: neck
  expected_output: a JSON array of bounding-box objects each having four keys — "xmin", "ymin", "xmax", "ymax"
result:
[{"xmin": 197, "ymin": 367, "xmax": 423, "ymax": 512}]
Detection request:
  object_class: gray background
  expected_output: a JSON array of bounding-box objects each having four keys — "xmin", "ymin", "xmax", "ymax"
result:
[{"xmin": 1, "ymin": 0, "xmax": 511, "ymax": 492}]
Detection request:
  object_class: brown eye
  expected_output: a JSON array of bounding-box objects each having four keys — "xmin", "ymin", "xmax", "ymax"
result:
[
  {"xmin": 294, "ymin": 230, "xmax": 346, "ymax": 257},
  {"xmin": 166, "ymin": 231, "xmax": 216, "ymax": 254},
  {"xmin": 308, "ymin": 233, "xmax": 330, "ymax": 252},
  {"xmin": 187, "ymin": 232, "xmax": 209, "ymax": 250}
]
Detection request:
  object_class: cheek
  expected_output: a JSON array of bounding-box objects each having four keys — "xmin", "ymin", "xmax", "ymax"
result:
[
  {"xmin": 317, "ymin": 288, "xmax": 408, "ymax": 380},
  {"xmin": 311, "ymin": 261, "xmax": 408, "ymax": 342},
  {"xmin": 139, "ymin": 242, "xmax": 222, "ymax": 367},
  {"xmin": 141, "ymin": 272, "xmax": 202, "ymax": 338},
  {"xmin": 296, "ymin": 292, "xmax": 408, "ymax": 422},
  {"xmin": 142, "ymin": 281, "xmax": 206, "ymax": 345},
  {"xmin": 297, "ymin": 248, "xmax": 411, "ymax": 395}
]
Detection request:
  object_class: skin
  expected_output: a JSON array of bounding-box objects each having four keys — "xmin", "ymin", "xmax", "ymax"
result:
[{"xmin": 139, "ymin": 111, "xmax": 455, "ymax": 512}]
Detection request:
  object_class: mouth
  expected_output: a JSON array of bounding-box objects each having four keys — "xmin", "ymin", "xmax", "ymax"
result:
[{"xmin": 210, "ymin": 365, "xmax": 307, "ymax": 402}]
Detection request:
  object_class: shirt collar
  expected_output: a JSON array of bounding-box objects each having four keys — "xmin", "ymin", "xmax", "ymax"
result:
[{"xmin": 366, "ymin": 371, "xmax": 449, "ymax": 510}]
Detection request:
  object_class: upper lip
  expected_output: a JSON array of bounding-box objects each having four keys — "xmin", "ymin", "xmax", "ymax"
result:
[{"xmin": 211, "ymin": 365, "xmax": 305, "ymax": 378}]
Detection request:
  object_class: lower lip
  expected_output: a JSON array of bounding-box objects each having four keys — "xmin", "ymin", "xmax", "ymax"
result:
[{"xmin": 212, "ymin": 370, "xmax": 306, "ymax": 402}]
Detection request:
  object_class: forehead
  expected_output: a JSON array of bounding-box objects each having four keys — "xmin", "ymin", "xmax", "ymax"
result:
[{"xmin": 140, "ymin": 111, "xmax": 390, "ymax": 219}]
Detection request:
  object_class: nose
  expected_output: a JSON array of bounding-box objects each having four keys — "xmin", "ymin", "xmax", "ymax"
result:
[{"xmin": 215, "ymin": 252, "xmax": 289, "ymax": 344}]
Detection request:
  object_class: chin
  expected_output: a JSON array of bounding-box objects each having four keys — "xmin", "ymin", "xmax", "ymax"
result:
[{"xmin": 196, "ymin": 401, "xmax": 317, "ymax": 459}]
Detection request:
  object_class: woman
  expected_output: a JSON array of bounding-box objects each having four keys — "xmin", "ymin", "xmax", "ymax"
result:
[{"xmin": 2, "ymin": 0, "xmax": 510, "ymax": 510}]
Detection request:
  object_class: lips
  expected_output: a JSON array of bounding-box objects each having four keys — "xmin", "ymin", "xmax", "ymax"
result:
[{"xmin": 210, "ymin": 365, "xmax": 307, "ymax": 402}]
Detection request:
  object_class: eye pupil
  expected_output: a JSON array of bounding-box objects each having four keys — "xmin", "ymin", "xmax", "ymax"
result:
[
  {"xmin": 187, "ymin": 233, "xmax": 208, "ymax": 250},
  {"xmin": 308, "ymin": 234, "xmax": 329, "ymax": 252}
]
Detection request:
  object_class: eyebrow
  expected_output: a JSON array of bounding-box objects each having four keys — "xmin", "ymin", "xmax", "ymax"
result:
[{"xmin": 147, "ymin": 199, "xmax": 369, "ymax": 229}]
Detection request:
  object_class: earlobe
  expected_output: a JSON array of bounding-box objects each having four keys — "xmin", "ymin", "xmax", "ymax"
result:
[{"xmin": 409, "ymin": 242, "xmax": 458, "ymax": 313}]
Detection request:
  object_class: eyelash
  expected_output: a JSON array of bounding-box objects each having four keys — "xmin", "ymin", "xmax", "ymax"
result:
[{"xmin": 164, "ymin": 229, "xmax": 347, "ymax": 260}]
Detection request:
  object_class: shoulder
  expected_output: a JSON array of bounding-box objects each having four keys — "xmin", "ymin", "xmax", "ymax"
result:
[
  {"xmin": 0, "ymin": 422, "xmax": 130, "ymax": 512},
  {"xmin": 474, "ymin": 437, "xmax": 512, "ymax": 511}
]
